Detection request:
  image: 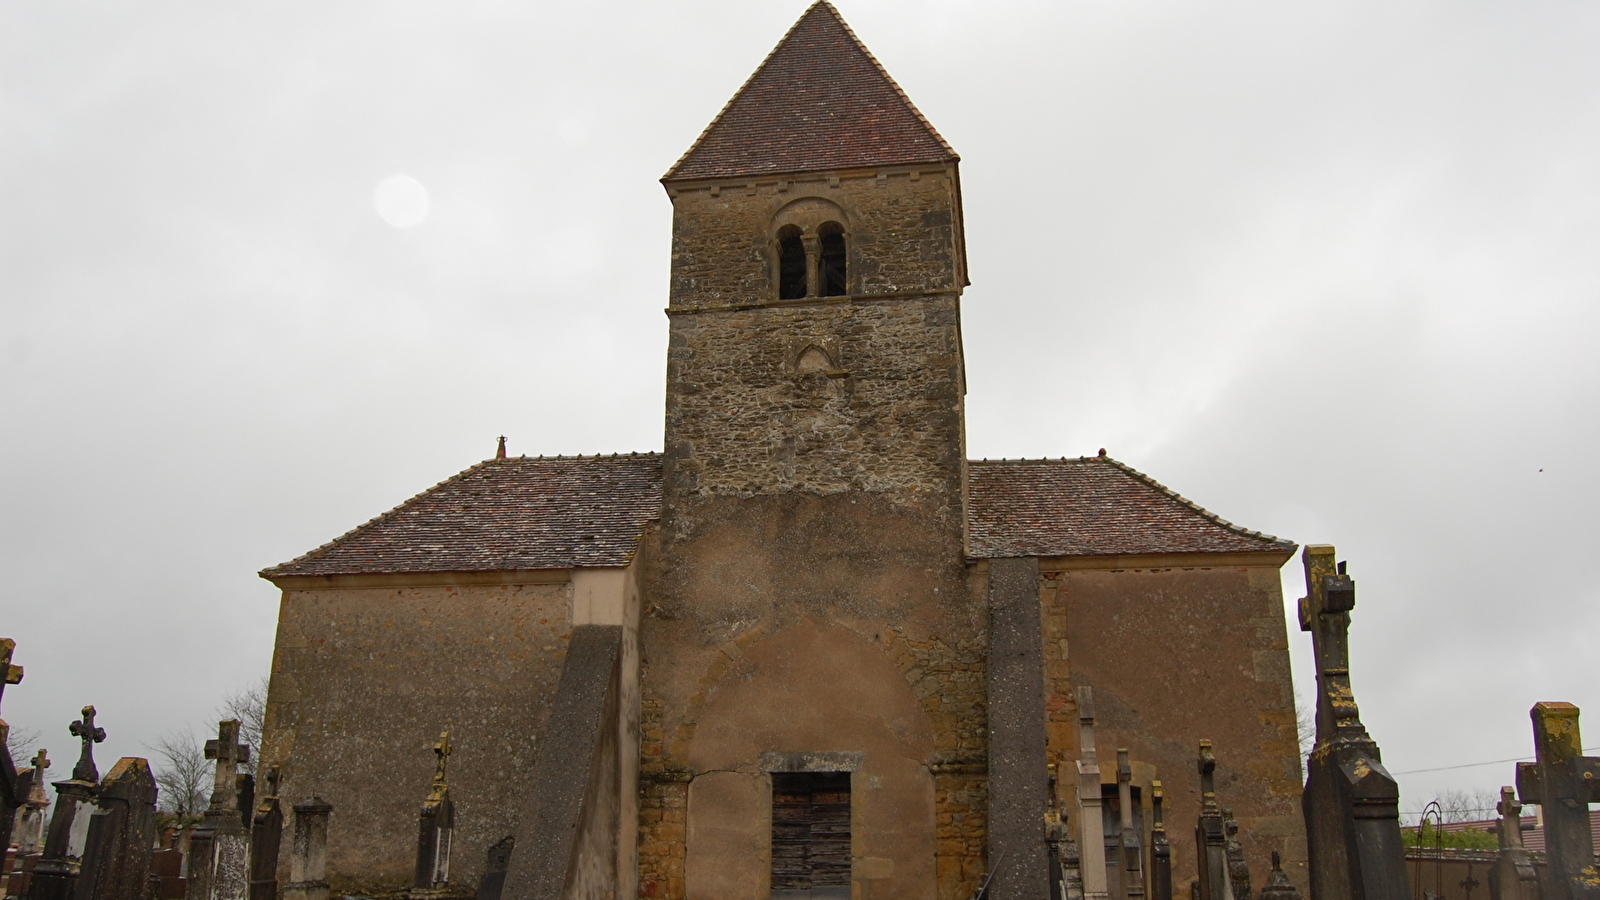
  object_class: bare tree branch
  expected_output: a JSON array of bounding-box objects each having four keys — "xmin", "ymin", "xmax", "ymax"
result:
[
  {"xmin": 149, "ymin": 730, "xmax": 210, "ymax": 818},
  {"xmin": 215, "ymin": 676, "xmax": 268, "ymax": 774}
]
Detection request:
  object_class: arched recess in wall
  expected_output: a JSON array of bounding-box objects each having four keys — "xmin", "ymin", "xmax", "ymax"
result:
[
  {"xmin": 680, "ymin": 621, "xmax": 936, "ymax": 900},
  {"xmin": 771, "ymin": 197, "xmax": 851, "ymax": 301}
]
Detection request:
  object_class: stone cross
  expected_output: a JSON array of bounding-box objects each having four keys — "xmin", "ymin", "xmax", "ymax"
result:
[
  {"xmin": 1117, "ymin": 749, "xmax": 1145, "ymax": 900},
  {"xmin": 204, "ymin": 719, "xmax": 251, "ymax": 815},
  {"xmin": 1076, "ymin": 687, "xmax": 1110, "ymax": 900},
  {"xmin": 1150, "ymin": 781, "xmax": 1173, "ymax": 900},
  {"xmin": 1296, "ymin": 545, "xmax": 1407, "ymax": 900},
  {"xmin": 1491, "ymin": 785, "xmax": 1539, "ymax": 900},
  {"xmin": 15, "ymin": 748, "xmax": 52, "ymax": 854},
  {"xmin": 1257, "ymin": 853, "xmax": 1302, "ymax": 900},
  {"xmin": 0, "ymin": 637, "xmax": 22, "ymax": 737},
  {"xmin": 1515, "ymin": 702, "xmax": 1600, "ymax": 900},
  {"xmin": 410, "ymin": 731, "xmax": 457, "ymax": 898},
  {"xmin": 0, "ymin": 639, "xmax": 23, "ymax": 863},
  {"xmin": 1195, "ymin": 742, "xmax": 1232, "ymax": 900},
  {"xmin": 70, "ymin": 705, "xmax": 107, "ymax": 783}
]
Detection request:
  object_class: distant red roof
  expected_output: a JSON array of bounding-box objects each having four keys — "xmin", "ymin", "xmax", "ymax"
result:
[
  {"xmin": 260, "ymin": 455, "xmax": 663, "ymax": 578},
  {"xmin": 663, "ymin": 1, "xmax": 957, "ymax": 182},
  {"xmin": 967, "ymin": 456, "xmax": 1294, "ymax": 559},
  {"xmin": 263, "ymin": 452, "xmax": 1291, "ymax": 580}
]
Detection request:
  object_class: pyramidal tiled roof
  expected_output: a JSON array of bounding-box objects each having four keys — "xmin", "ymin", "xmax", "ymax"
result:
[
  {"xmin": 967, "ymin": 455, "xmax": 1296, "ymax": 559},
  {"xmin": 663, "ymin": 1, "xmax": 958, "ymax": 182},
  {"xmin": 260, "ymin": 454, "xmax": 663, "ymax": 578}
]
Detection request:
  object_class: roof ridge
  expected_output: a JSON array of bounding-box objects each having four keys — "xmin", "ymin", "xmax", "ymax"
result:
[
  {"xmin": 662, "ymin": 1, "xmax": 956, "ymax": 182},
  {"xmin": 258, "ymin": 459, "xmax": 496, "ymax": 578},
  {"xmin": 1094, "ymin": 455, "xmax": 1293, "ymax": 547},
  {"xmin": 515, "ymin": 451, "xmax": 663, "ymax": 461}
]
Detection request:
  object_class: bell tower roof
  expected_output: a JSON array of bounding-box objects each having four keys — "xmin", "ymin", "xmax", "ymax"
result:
[{"xmin": 663, "ymin": 1, "xmax": 958, "ymax": 183}]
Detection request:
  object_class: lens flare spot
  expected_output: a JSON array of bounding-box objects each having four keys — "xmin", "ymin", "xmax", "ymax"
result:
[{"xmin": 372, "ymin": 174, "xmax": 430, "ymax": 228}]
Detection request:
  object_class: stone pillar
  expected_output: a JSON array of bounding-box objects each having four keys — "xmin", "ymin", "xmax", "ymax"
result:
[
  {"xmin": 986, "ymin": 556, "xmax": 1049, "ymax": 900},
  {"xmin": 1194, "ymin": 742, "xmax": 1231, "ymax": 900},
  {"xmin": 283, "ymin": 798, "xmax": 331, "ymax": 900},
  {"xmin": 75, "ymin": 757, "xmax": 158, "ymax": 900},
  {"xmin": 1298, "ymin": 546, "xmax": 1408, "ymax": 900},
  {"xmin": 1515, "ymin": 702, "xmax": 1600, "ymax": 900},
  {"xmin": 247, "ymin": 767, "xmax": 283, "ymax": 900},
  {"xmin": 28, "ymin": 705, "xmax": 107, "ymax": 900},
  {"xmin": 1150, "ymin": 782, "xmax": 1172, "ymax": 900},
  {"xmin": 1077, "ymin": 688, "xmax": 1109, "ymax": 900}
]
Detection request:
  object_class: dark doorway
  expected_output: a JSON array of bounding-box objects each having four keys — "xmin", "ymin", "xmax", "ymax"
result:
[{"xmin": 771, "ymin": 771, "xmax": 851, "ymax": 899}]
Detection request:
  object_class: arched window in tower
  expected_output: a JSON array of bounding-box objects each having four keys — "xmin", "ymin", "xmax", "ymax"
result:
[
  {"xmin": 778, "ymin": 226, "xmax": 807, "ymax": 300},
  {"xmin": 818, "ymin": 222, "xmax": 847, "ymax": 297}
]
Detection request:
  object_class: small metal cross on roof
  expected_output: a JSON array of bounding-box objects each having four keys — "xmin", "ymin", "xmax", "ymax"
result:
[
  {"xmin": 69, "ymin": 705, "xmax": 106, "ymax": 783},
  {"xmin": 432, "ymin": 731, "xmax": 452, "ymax": 787}
]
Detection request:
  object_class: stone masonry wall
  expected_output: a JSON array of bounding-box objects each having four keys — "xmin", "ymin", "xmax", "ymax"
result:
[
  {"xmin": 260, "ymin": 580, "xmax": 572, "ymax": 894},
  {"xmin": 667, "ymin": 168, "xmax": 963, "ymax": 310},
  {"xmin": 1039, "ymin": 562, "xmax": 1308, "ymax": 896}
]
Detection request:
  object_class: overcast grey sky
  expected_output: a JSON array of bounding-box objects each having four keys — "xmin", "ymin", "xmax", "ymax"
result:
[{"xmin": 3, "ymin": 1, "xmax": 1597, "ymax": 819}]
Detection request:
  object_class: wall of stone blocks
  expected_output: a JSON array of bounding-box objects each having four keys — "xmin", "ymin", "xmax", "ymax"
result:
[
  {"xmin": 260, "ymin": 579, "xmax": 573, "ymax": 894},
  {"xmin": 1038, "ymin": 560, "xmax": 1307, "ymax": 896},
  {"xmin": 666, "ymin": 168, "xmax": 965, "ymax": 310}
]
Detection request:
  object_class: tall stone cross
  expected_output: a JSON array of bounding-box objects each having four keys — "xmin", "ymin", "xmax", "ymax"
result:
[
  {"xmin": 205, "ymin": 718, "xmax": 251, "ymax": 814},
  {"xmin": 1515, "ymin": 702, "xmax": 1600, "ymax": 900},
  {"xmin": 1076, "ymin": 686, "xmax": 1110, "ymax": 900},
  {"xmin": 1195, "ymin": 741, "xmax": 1231, "ymax": 900},
  {"xmin": 30, "ymin": 748, "xmax": 51, "ymax": 797},
  {"xmin": 1296, "ymin": 545, "xmax": 1407, "ymax": 900},
  {"xmin": 0, "ymin": 637, "xmax": 22, "ymax": 747},
  {"xmin": 70, "ymin": 705, "xmax": 107, "ymax": 783}
]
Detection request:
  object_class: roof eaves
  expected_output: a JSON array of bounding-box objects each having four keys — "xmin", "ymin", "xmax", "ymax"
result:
[{"xmin": 1093, "ymin": 455, "xmax": 1296, "ymax": 549}]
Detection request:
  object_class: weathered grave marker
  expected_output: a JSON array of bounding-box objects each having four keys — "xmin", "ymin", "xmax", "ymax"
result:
[
  {"xmin": 1195, "ymin": 742, "xmax": 1232, "ymax": 900},
  {"xmin": 1298, "ymin": 546, "xmax": 1408, "ymax": 900},
  {"xmin": 248, "ymin": 765, "xmax": 283, "ymax": 900},
  {"xmin": 1224, "ymin": 809, "xmax": 1253, "ymax": 900},
  {"xmin": 1489, "ymin": 786, "xmax": 1538, "ymax": 900},
  {"xmin": 1078, "ymin": 687, "xmax": 1110, "ymax": 900},
  {"xmin": 28, "ymin": 705, "xmax": 107, "ymax": 900},
  {"xmin": 188, "ymin": 719, "xmax": 251, "ymax": 900},
  {"xmin": 283, "ymin": 797, "xmax": 331, "ymax": 900},
  {"xmin": 1258, "ymin": 854, "xmax": 1303, "ymax": 900},
  {"xmin": 477, "ymin": 837, "xmax": 515, "ymax": 900},
  {"xmin": 1048, "ymin": 762, "xmax": 1083, "ymax": 900},
  {"xmin": 410, "ymin": 731, "xmax": 456, "ymax": 898},
  {"xmin": 16, "ymin": 749, "xmax": 52, "ymax": 855},
  {"xmin": 76, "ymin": 756, "xmax": 158, "ymax": 900},
  {"xmin": 0, "ymin": 638, "xmax": 24, "ymax": 853},
  {"xmin": 1150, "ymin": 781, "xmax": 1173, "ymax": 900},
  {"xmin": 1515, "ymin": 702, "xmax": 1600, "ymax": 900},
  {"xmin": 1119, "ymin": 750, "xmax": 1146, "ymax": 900}
]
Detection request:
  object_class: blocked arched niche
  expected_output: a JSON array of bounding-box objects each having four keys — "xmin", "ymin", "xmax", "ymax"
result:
[{"xmin": 683, "ymin": 620, "xmax": 936, "ymax": 900}]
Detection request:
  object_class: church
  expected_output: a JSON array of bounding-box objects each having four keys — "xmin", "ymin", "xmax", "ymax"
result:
[{"xmin": 257, "ymin": 4, "xmax": 1306, "ymax": 898}]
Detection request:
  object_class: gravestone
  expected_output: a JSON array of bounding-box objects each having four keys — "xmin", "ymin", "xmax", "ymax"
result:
[
  {"xmin": 410, "ymin": 731, "xmax": 456, "ymax": 899},
  {"xmin": 1224, "ymin": 809, "xmax": 1253, "ymax": 900},
  {"xmin": 27, "ymin": 705, "xmax": 107, "ymax": 900},
  {"xmin": 283, "ymin": 797, "xmax": 331, "ymax": 900},
  {"xmin": 477, "ymin": 837, "xmax": 515, "ymax": 900},
  {"xmin": 1150, "ymin": 781, "xmax": 1172, "ymax": 900},
  {"xmin": 1077, "ymin": 687, "xmax": 1110, "ymax": 900},
  {"xmin": 1195, "ymin": 742, "xmax": 1232, "ymax": 900},
  {"xmin": 1515, "ymin": 702, "xmax": 1600, "ymax": 900},
  {"xmin": 150, "ymin": 845, "xmax": 186, "ymax": 900},
  {"xmin": 1298, "ymin": 546, "xmax": 1408, "ymax": 900},
  {"xmin": 1118, "ymin": 750, "xmax": 1145, "ymax": 900},
  {"xmin": 0, "ymin": 638, "xmax": 26, "ymax": 853},
  {"xmin": 16, "ymin": 750, "xmax": 52, "ymax": 855},
  {"xmin": 1048, "ymin": 763, "xmax": 1083, "ymax": 900},
  {"xmin": 188, "ymin": 719, "xmax": 251, "ymax": 900},
  {"xmin": 248, "ymin": 766, "xmax": 283, "ymax": 900},
  {"xmin": 1258, "ymin": 854, "xmax": 1303, "ymax": 900},
  {"xmin": 75, "ymin": 756, "xmax": 158, "ymax": 900},
  {"xmin": 1489, "ymin": 786, "xmax": 1539, "ymax": 900}
]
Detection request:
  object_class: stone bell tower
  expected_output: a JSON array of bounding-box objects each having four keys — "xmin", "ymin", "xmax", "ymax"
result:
[{"xmin": 639, "ymin": 5, "xmax": 989, "ymax": 900}]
